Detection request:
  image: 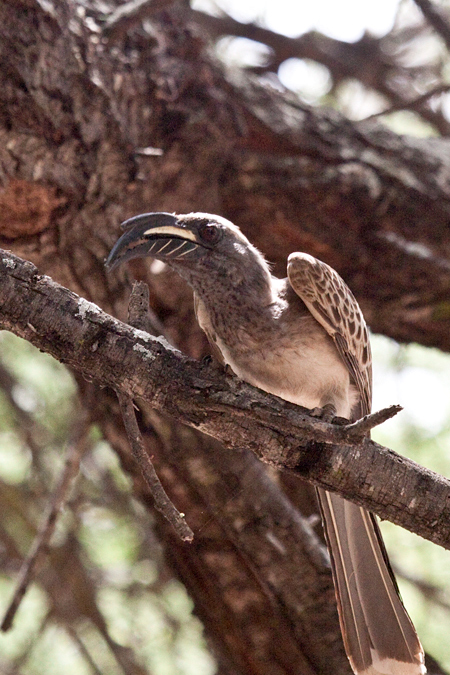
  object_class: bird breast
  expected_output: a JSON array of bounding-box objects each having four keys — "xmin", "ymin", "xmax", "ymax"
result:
[{"xmin": 195, "ymin": 295, "xmax": 357, "ymax": 419}]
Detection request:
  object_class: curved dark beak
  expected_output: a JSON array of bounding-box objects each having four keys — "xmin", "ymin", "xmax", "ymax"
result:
[{"xmin": 105, "ymin": 212, "xmax": 199, "ymax": 272}]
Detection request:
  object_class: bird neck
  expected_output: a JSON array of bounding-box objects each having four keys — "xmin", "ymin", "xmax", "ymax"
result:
[
  {"xmin": 201, "ymin": 258, "xmax": 274, "ymax": 306},
  {"xmin": 192, "ymin": 269, "xmax": 283, "ymax": 351}
]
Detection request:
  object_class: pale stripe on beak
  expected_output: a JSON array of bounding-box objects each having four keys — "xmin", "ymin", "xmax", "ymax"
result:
[{"xmin": 144, "ymin": 225, "xmax": 198, "ymax": 242}]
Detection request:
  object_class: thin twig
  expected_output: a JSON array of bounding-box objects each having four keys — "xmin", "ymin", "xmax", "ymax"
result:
[
  {"xmin": 8, "ymin": 609, "xmax": 52, "ymax": 672},
  {"xmin": 119, "ymin": 281, "xmax": 193, "ymax": 542},
  {"xmin": 117, "ymin": 391, "xmax": 193, "ymax": 542},
  {"xmin": 128, "ymin": 281, "xmax": 166, "ymax": 336},
  {"xmin": 341, "ymin": 405, "xmax": 403, "ymax": 441},
  {"xmin": 365, "ymin": 84, "xmax": 450, "ymax": 120},
  {"xmin": 1, "ymin": 415, "xmax": 90, "ymax": 632},
  {"xmin": 66, "ymin": 625, "xmax": 104, "ymax": 675}
]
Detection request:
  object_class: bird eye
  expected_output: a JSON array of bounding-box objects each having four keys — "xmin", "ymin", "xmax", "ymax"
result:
[{"xmin": 197, "ymin": 223, "xmax": 222, "ymax": 246}]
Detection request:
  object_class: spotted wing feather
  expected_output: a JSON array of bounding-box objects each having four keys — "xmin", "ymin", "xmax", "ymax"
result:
[
  {"xmin": 287, "ymin": 252, "xmax": 372, "ymax": 417},
  {"xmin": 287, "ymin": 252, "xmax": 425, "ymax": 675}
]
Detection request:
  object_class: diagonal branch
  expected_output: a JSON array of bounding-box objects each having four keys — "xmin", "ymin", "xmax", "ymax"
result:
[
  {"xmin": 413, "ymin": 0, "xmax": 450, "ymax": 52},
  {"xmin": 116, "ymin": 281, "xmax": 193, "ymax": 541},
  {"xmin": 189, "ymin": 8, "xmax": 450, "ymax": 134},
  {"xmin": 0, "ymin": 249, "xmax": 449, "ymax": 550},
  {"xmin": 1, "ymin": 409, "xmax": 90, "ymax": 631},
  {"xmin": 117, "ymin": 390, "xmax": 193, "ymax": 541}
]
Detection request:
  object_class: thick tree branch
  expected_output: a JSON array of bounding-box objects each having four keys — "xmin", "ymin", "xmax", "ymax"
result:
[
  {"xmin": 119, "ymin": 282, "xmax": 342, "ymax": 672},
  {"xmin": 190, "ymin": 8, "xmax": 450, "ymax": 135},
  {"xmin": 3, "ymin": 0, "xmax": 450, "ymax": 353},
  {"xmin": 1, "ymin": 248, "xmax": 449, "ymax": 551}
]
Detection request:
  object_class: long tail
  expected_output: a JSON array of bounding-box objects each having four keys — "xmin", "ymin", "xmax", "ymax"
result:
[{"xmin": 317, "ymin": 488, "xmax": 426, "ymax": 675}]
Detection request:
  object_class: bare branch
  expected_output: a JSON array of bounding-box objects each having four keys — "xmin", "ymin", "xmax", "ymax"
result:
[
  {"xmin": 0, "ymin": 249, "xmax": 449, "ymax": 551},
  {"xmin": 396, "ymin": 566, "xmax": 450, "ymax": 613},
  {"xmin": 65, "ymin": 625, "xmax": 104, "ymax": 675},
  {"xmin": 413, "ymin": 0, "xmax": 450, "ymax": 52},
  {"xmin": 119, "ymin": 281, "xmax": 193, "ymax": 541},
  {"xmin": 366, "ymin": 84, "xmax": 450, "ymax": 120},
  {"xmin": 117, "ymin": 391, "xmax": 194, "ymax": 542},
  {"xmin": 1, "ymin": 410, "xmax": 90, "ymax": 631},
  {"xmin": 0, "ymin": 359, "xmax": 46, "ymax": 462},
  {"xmin": 191, "ymin": 8, "xmax": 450, "ymax": 134},
  {"xmin": 341, "ymin": 405, "xmax": 403, "ymax": 440},
  {"xmin": 127, "ymin": 281, "xmax": 166, "ymax": 336}
]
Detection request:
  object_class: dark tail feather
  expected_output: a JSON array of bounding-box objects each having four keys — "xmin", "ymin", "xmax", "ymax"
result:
[{"xmin": 317, "ymin": 488, "xmax": 426, "ymax": 675}]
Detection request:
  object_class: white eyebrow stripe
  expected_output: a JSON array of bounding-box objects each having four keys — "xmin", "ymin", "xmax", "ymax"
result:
[{"xmin": 143, "ymin": 225, "xmax": 197, "ymax": 242}]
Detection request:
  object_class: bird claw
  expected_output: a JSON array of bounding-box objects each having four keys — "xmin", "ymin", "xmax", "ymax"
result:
[
  {"xmin": 202, "ymin": 353, "xmax": 231, "ymax": 375},
  {"xmin": 310, "ymin": 404, "xmax": 337, "ymax": 423}
]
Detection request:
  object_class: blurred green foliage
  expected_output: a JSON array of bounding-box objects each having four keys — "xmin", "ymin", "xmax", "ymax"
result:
[
  {"xmin": 1, "ymin": 330, "xmax": 450, "ymax": 673},
  {"xmin": 0, "ymin": 333, "xmax": 216, "ymax": 675},
  {"xmin": 372, "ymin": 335, "xmax": 450, "ymax": 671}
]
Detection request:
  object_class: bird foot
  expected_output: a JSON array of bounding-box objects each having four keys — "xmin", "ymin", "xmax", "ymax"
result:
[
  {"xmin": 310, "ymin": 404, "xmax": 337, "ymax": 423},
  {"xmin": 202, "ymin": 354, "xmax": 231, "ymax": 375}
]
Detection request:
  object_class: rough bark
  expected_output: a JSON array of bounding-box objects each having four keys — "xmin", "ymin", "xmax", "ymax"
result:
[{"xmin": 0, "ymin": 1, "xmax": 449, "ymax": 673}]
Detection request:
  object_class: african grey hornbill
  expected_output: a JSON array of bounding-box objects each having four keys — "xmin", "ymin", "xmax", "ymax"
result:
[{"xmin": 106, "ymin": 212, "xmax": 425, "ymax": 675}]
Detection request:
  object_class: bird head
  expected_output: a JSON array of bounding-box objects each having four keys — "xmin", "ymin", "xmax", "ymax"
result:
[{"xmin": 106, "ymin": 212, "xmax": 271, "ymax": 292}]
